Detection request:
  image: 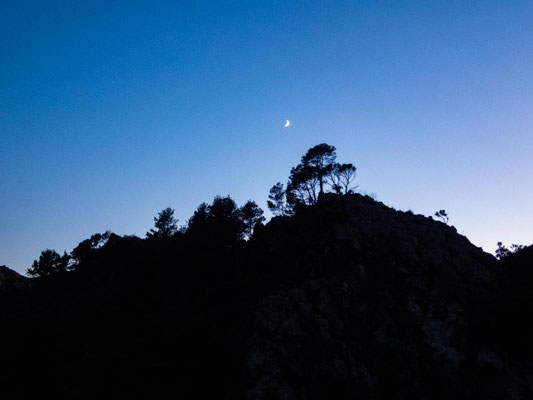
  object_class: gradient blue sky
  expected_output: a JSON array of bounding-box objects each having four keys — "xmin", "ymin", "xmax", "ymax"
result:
[{"xmin": 2, "ymin": 1, "xmax": 532, "ymax": 273}]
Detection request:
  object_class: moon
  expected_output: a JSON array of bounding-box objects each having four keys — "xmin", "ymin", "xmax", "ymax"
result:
[{"xmin": 284, "ymin": 120, "xmax": 290, "ymax": 127}]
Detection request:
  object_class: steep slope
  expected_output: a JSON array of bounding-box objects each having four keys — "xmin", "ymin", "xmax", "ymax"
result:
[{"xmin": 243, "ymin": 194, "xmax": 527, "ymax": 399}]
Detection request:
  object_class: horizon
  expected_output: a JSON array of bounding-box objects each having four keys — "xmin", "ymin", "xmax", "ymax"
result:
[{"xmin": 2, "ymin": 1, "xmax": 533, "ymax": 274}]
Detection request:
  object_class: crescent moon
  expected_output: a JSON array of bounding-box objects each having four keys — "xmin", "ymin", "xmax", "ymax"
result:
[{"xmin": 284, "ymin": 120, "xmax": 290, "ymax": 127}]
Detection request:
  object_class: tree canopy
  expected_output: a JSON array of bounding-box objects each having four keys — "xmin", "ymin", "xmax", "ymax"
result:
[
  {"xmin": 238, "ymin": 200, "xmax": 265, "ymax": 240},
  {"xmin": 186, "ymin": 196, "xmax": 244, "ymax": 246},
  {"xmin": 267, "ymin": 182, "xmax": 293, "ymax": 217},
  {"xmin": 26, "ymin": 249, "xmax": 71, "ymax": 277},
  {"xmin": 496, "ymin": 242, "xmax": 526, "ymax": 259},
  {"xmin": 26, "ymin": 143, "xmax": 361, "ymax": 277},
  {"xmin": 147, "ymin": 207, "xmax": 178, "ymax": 240},
  {"xmin": 268, "ymin": 143, "xmax": 358, "ymax": 213},
  {"xmin": 71, "ymin": 232, "xmax": 111, "ymax": 264}
]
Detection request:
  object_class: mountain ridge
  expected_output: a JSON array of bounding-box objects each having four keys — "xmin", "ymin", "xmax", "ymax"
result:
[{"xmin": 0, "ymin": 193, "xmax": 531, "ymax": 399}]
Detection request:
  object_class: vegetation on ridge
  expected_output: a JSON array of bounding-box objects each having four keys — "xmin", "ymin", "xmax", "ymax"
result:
[
  {"xmin": 1, "ymin": 144, "xmax": 532, "ymax": 399},
  {"xmin": 24, "ymin": 143, "xmax": 527, "ymax": 278}
]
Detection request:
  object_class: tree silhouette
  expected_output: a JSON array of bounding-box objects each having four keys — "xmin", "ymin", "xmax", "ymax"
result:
[
  {"xmin": 238, "ymin": 200, "xmax": 265, "ymax": 239},
  {"xmin": 267, "ymin": 182, "xmax": 293, "ymax": 216},
  {"xmin": 186, "ymin": 196, "xmax": 245, "ymax": 246},
  {"xmin": 496, "ymin": 242, "xmax": 526, "ymax": 259},
  {"xmin": 434, "ymin": 210, "xmax": 449, "ymax": 224},
  {"xmin": 286, "ymin": 143, "xmax": 340, "ymax": 206},
  {"xmin": 301, "ymin": 143, "xmax": 337, "ymax": 194},
  {"xmin": 270, "ymin": 143, "xmax": 358, "ymax": 209},
  {"xmin": 26, "ymin": 249, "xmax": 71, "ymax": 277},
  {"xmin": 147, "ymin": 207, "xmax": 178, "ymax": 240},
  {"xmin": 328, "ymin": 163, "xmax": 357, "ymax": 194},
  {"xmin": 209, "ymin": 196, "xmax": 239, "ymax": 220},
  {"xmin": 188, "ymin": 202, "xmax": 209, "ymax": 229},
  {"xmin": 287, "ymin": 163, "xmax": 321, "ymax": 206},
  {"xmin": 71, "ymin": 232, "xmax": 111, "ymax": 265}
]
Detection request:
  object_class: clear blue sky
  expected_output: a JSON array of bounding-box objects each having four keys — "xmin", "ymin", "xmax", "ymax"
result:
[{"xmin": 1, "ymin": 1, "xmax": 532, "ymax": 273}]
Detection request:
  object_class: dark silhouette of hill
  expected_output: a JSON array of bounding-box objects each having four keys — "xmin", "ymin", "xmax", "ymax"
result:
[{"xmin": 1, "ymin": 193, "xmax": 532, "ymax": 399}]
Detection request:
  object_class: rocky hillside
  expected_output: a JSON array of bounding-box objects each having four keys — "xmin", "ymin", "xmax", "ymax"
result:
[
  {"xmin": 244, "ymin": 194, "xmax": 529, "ymax": 399},
  {"xmin": 0, "ymin": 194, "xmax": 531, "ymax": 399}
]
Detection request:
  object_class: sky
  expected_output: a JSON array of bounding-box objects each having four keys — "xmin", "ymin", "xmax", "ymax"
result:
[{"xmin": 1, "ymin": 1, "xmax": 532, "ymax": 274}]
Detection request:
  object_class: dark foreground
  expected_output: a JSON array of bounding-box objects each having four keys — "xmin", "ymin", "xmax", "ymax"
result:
[{"xmin": 1, "ymin": 194, "xmax": 532, "ymax": 399}]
